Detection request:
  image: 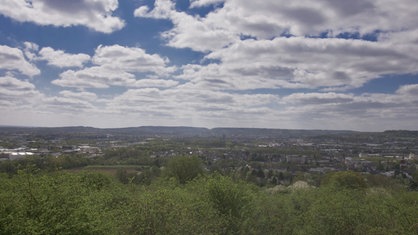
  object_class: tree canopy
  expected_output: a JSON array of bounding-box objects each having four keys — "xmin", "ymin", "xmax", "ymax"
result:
[{"xmin": 1, "ymin": 167, "xmax": 417, "ymax": 234}]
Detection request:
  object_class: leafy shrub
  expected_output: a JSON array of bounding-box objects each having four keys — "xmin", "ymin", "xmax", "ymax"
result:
[
  {"xmin": 163, "ymin": 156, "xmax": 203, "ymax": 184},
  {"xmin": 323, "ymin": 171, "xmax": 367, "ymax": 190}
]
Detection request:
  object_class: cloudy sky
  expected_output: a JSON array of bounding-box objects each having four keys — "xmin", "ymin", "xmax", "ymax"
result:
[{"xmin": 1, "ymin": 0, "xmax": 418, "ymax": 131}]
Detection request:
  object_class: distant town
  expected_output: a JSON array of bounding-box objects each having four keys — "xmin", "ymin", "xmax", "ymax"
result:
[{"xmin": 1, "ymin": 126, "xmax": 417, "ymax": 187}]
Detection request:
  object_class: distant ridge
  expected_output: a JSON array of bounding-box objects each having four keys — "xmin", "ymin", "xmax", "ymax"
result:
[
  {"xmin": 1, "ymin": 125, "xmax": 417, "ymax": 140},
  {"xmin": 0, "ymin": 125, "xmax": 359, "ymax": 139},
  {"xmin": 104, "ymin": 126, "xmax": 210, "ymax": 137},
  {"xmin": 211, "ymin": 127, "xmax": 356, "ymax": 138}
]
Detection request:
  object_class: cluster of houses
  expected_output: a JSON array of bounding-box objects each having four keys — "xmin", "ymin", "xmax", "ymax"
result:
[
  {"xmin": 0, "ymin": 147, "xmax": 35, "ymax": 160},
  {"xmin": 0, "ymin": 145, "xmax": 102, "ymax": 161}
]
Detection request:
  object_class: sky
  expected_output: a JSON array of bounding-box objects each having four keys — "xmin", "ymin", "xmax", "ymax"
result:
[{"xmin": 0, "ymin": 0, "xmax": 418, "ymax": 131}]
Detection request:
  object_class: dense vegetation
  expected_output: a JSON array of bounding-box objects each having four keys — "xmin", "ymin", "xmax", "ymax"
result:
[{"xmin": 1, "ymin": 156, "xmax": 417, "ymax": 235}]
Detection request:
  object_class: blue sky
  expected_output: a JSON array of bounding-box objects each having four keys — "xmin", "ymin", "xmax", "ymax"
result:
[{"xmin": 0, "ymin": 0, "xmax": 418, "ymax": 131}]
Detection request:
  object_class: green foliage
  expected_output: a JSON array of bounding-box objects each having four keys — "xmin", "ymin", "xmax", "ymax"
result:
[
  {"xmin": 101, "ymin": 146, "xmax": 155, "ymax": 165},
  {"xmin": 300, "ymin": 187, "xmax": 418, "ymax": 235},
  {"xmin": 0, "ymin": 169, "xmax": 417, "ymax": 235},
  {"xmin": 323, "ymin": 171, "xmax": 367, "ymax": 190},
  {"xmin": 0, "ymin": 155, "xmax": 91, "ymax": 176},
  {"xmin": 163, "ymin": 156, "xmax": 203, "ymax": 184},
  {"xmin": 205, "ymin": 175, "xmax": 253, "ymax": 234},
  {"xmin": 0, "ymin": 171, "xmax": 127, "ymax": 234},
  {"xmin": 116, "ymin": 166, "xmax": 161, "ymax": 185},
  {"xmin": 241, "ymin": 192, "xmax": 288, "ymax": 234},
  {"xmin": 126, "ymin": 186, "xmax": 221, "ymax": 235},
  {"xmin": 116, "ymin": 168, "xmax": 130, "ymax": 184},
  {"xmin": 80, "ymin": 172, "xmax": 112, "ymax": 190},
  {"xmin": 206, "ymin": 175, "xmax": 251, "ymax": 217},
  {"xmin": 409, "ymin": 169, "xmax": 418, "ymax": 191}
]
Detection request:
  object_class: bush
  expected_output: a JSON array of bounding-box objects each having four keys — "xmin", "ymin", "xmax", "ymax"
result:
[
  {"xmin": 127, "ymin": 184, "xmax": 222, "ymax": 234},
  {"xmin": 323, "ymin": 171, "xmax": 367, "ymax": 190},
  {"xmin": 163, "ymin": 156, "xmax": 203, "ymax": 184},
  {"xmin": 205, "ymin": 175, "xmax": 254, "ymax": 234},
  {"xmin": 0, "ymin": 172, "xmax": 123, "ymax": 234}
]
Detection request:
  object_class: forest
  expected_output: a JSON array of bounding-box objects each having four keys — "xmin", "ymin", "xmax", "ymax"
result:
[{"xmin": 1, "ymin": 155, "xmax": 417, "ymax": 235}]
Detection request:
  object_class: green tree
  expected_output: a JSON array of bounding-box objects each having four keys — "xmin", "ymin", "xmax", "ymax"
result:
[
  {"xmin": 163, "ymin": 156, "xmax": 203, "ymax": 184},
  {"xmin": 0, "ymin": 171, "xmax": 125, "ymax": 234},
  {"xmin": 127, "ymin": 181, "xmax": 222, "ymax": 235},
  {"xmin": 323, "ymin": 171, "xmax": 367, "ymax": 190},
  {"xmin": 205, "ymin": 175, "xmax": 253, "ymax": 234},
  {"xmin": 116, "ymin": 168, "xmax": 129, "ymax": 184},
  {"xmin": 409, "ymin": 169, "xmax": 418, "ymax": 191}
]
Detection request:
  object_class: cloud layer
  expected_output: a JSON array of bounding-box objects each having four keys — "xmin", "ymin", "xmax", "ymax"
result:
[
  {"xmin": 0, "ymin": 0, "xmax": 417, "ymax": 130},
  {"xmin": 0, "ymin": 45, "xmax": 40, "ymax": 77},
  {"xmin": 52, "ymin": 44, "xmax": 177, "ymax": 89},
  {"xmin": 0, "ymin": 0, "xmax": 124, "ymax": 33}
]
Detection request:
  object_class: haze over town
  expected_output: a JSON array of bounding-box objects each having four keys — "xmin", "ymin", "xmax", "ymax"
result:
[{"xmin": 1, "ymin": 0, "xmax": 418, "ymax": 131}]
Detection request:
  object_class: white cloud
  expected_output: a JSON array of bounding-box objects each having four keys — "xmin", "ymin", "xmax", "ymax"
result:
[
  {"xmin": 133, "ymin": 0, "xmax": 176, "ymax": 19},
  {"xmin": 135, "ymin": 0, "xmax": 236, "ymax": 52},
  {"xmin": 111, "ymin": 90, "xmax": 279, "ymax": 127},
  {"xmin": 379, "ymin": 29, "xmax": 418, "ymax": 46},
  {"xmin": 0, "ymin": 0, "xmax": 124, "ymax": 33},
  {"xmin": 2, "ymin": 1, "xmax": 418, "ymax": 131},
  {"xmin": 132, "ymin": 79, "xmax": 178, "ymax": 89},
  {"xmin": 136, "ymin": 0, "xmax": 418, "ymax": 94},
  {"xmin": 0, "ymin": 76, "xmax": 42, "ymax": 107},
  {"xmin": 1, "ymin": 78, "xmax": 99, "ymax": 117},
  {"xmin": 396, "ymin": 84, "xmax": 418, "ymax": 99},
  {"xmin": 52, "ymin": 44, "xmax": 178, "ymax": 89},
  {"xmin": 59, "ymin": 90, "xmax": 98, "ymax": 101},
  {"xmin": 0, "ymin": 76, "xmax": 36, "ymax": 94},
  {"xmin": 0, "ymin": 45, "xmax": 40, "ymax": 77},
  {"xmin": 23, "ymin": 42, "xmax": 39, "ymax": 61},
  {"xmin": 136, "ymin": 0, "xmax": 418, "ymax": 52},
  {"xmin": 220, "ymin": 0, "xmax": 418, "ymax": 37},
  {"xmin": 160, "ymin": 14, "xmax": 236, "ymax": 53},
  {"xmin": 282, "ymin": 92, "xmax": 354, "ymax": 105},
  {"xmin": 52, "ymin": 66, "xmax": 136, "ymax": 89},
  {"xmin": 53, "ymin": 66, "xmax": 179, "ymax": 89},
  {"xmin": 177, "ymin": 37, "xmax": 418, "ymax": 90},
  {"xmin": 106, "ymin": 85, "xmax": 281, "ymax": 128},
  {"xmin": 38, "ymin": 47, "xmax": 90, "ymax": 68},
  {"xmin": 277, "ymin": 90, "xmax": 418, "ymax": 130},
  {"xmin": 93, "ymin": 44, "xmax": 176, "ymax": 75},
  {"xmin": 189, "ymin": 0, "xmax": 225, "ymax": 8},
  {"xmin": 41, "ymin": 96, "xmax": 96, "ymax": 112}
]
